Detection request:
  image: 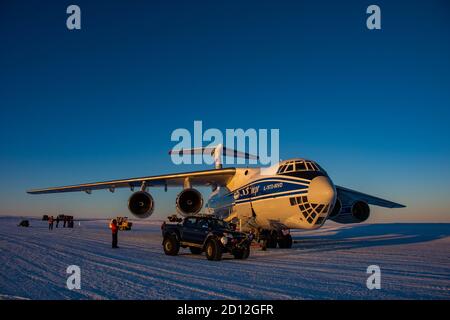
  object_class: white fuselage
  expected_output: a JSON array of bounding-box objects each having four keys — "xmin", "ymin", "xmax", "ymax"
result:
[{"xmin": 206, "ymin": 159, "xmax": 337, "ymax": 231}]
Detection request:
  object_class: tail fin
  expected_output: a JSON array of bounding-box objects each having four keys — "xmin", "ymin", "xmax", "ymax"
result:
[{"xmin": 169, "ymin": 144, "xmax": 259, "ymax": 169}]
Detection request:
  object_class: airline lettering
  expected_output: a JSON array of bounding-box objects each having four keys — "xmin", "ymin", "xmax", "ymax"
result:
[
  {"xmin": 234, "ymin": 185, "xmax": 260, "ymax": 200},
  {"xmin": 263, "ymin": 183, "xmax": 283, "ymax": 191},
  {"xmin": 234, "ymin": 181, "xmax": 291, "ymax": 200}
]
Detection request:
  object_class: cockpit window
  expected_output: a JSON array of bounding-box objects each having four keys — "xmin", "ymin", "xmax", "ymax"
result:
[
  {"xmin": 278, "ymin": 160, "xmax": 321, "ymax": 174},
  {"xmin": 295, "ymin": 161, "xmax": 306, "ymax": 171}
]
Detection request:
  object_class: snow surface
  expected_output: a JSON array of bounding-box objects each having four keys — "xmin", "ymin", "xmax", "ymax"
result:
[{"xmin": 0, "ymin": 216, "xmax": 449, "ymax": 300}]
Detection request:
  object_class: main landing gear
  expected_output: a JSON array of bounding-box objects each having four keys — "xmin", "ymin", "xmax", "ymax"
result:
[{"xmin": 260, "ymin": 229, "xmax": 292, "ymax": 250}]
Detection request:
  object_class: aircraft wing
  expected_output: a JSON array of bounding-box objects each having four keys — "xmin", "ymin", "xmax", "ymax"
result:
[
  {"xmin": 27, "ymin": 168, "xmax": 236, "ymax": 194},
  {"xmin": 335, "ymin": 185, "xmax": 405, "ymax": 208}
]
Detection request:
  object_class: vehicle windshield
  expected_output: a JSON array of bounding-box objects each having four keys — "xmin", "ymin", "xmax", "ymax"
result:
[
  {"xmin": 197, "ymin": 219, "xmax": 210, "ymax": 229},
  {"xmin": 212, "ymin": 219, "xmax": 230, "ymax": 229}
]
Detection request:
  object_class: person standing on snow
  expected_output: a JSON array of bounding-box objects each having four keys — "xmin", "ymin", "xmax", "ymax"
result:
[
  {"xmin": 109, "ymin": 219, "xmax": 119, "ymax": 248},
  {"xmin": 48, "ymin": 216, "xmax": 54, "ymax": 230}
]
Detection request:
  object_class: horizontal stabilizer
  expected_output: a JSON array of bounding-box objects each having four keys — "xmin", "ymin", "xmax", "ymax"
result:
[
  {"xmin": 169, "ymin": 144, "xmax": 258, "ymax": 168},
  {"xmin": 169, "ymin": 145, "xmax": 258, "ymax": 160}
]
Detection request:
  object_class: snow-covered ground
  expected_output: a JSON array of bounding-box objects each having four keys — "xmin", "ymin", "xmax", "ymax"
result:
[{"xmin": 0, "ymin": 216, "xmax": 449, "ymax": 300}]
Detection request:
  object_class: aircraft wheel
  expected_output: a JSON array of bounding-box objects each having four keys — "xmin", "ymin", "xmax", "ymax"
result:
[
  {"xmin": 266, "ymin": 231, "xmax": 278, "ymax": 248},
  {"xmin": 278, "ymin": 234, "xmax": 293, "ymax": 248},
  {"xmin": 233, "ymin": 246, "xmax": 250, "ymax": 259},
  {"xmin": 285, "ymin": 234, "xmax": 293, "ymax": 248}
]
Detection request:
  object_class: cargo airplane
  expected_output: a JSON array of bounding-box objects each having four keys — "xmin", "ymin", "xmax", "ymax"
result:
[{"xmin": 27, "ymin": 145, "xmax": 405, "ymax": 248}]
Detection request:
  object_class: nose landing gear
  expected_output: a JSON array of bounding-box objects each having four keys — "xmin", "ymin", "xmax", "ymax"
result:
[
  {"xmin": 259, "ymin": 229, "xmax": 293, "ymax": 250},
  {"xmin": 278, "ymin": 231, "xmax": 293, "ymax": 248}
]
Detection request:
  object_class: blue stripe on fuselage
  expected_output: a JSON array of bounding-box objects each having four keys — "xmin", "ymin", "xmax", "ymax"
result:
[
  {"xmin": 234, "ymin": 189, "xmax": 307, "ymax": 204},
  {"xmin": 228, "ymin": 176, "xmax": 310, "ymax": 194},
  {"xmin": 208, "ymin": 177, "xmax": 310, "ymax": 211},
  {"xmin": 230, "ymin": 177, "xmax": 309, "ymax": 202}
]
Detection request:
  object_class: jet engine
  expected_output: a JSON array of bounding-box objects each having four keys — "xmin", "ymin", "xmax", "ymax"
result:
[
  {"xmin": 176, "ymin": 188, "xmax": 203, "ymax": 216},
  {"xmin": 329, "ymin": 199, "xmax": 342, "ymax": 218},
  {"xmin": 329, "ymin": 200, "xmax": 370, "ymax": 224},
  {"xmin": 128, "ymin": 191, "xmax": 154, "ymax": 218}
]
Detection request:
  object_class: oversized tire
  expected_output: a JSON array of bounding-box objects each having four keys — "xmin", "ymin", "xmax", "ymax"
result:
[
  {"xmin": 205, "ymin": 238, "xmax": 222, "ymax": 261},
  {"xmin": 189, "ymin": 247, "xmax": 203, "ymax": 255},
  {"xmin": 234, "ymin": 246, "xmax": 250, "ymax": 260},
  {"xmin": 163, "ymin": 234, "xmax": 180, "ymax": 256}
]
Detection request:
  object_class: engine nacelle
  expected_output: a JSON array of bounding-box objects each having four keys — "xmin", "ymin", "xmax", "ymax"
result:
[
  {"xmin": 329, "ymin": 200, "xmax": 370, "ymax": 224},
  {"xmin": 329, "ymin": 199, "xmax": 342, "ymax": 218},
  {"xmin": 176, "ymin": 188, "xmax": 203, "ymax": 216},
  {"xmin": 128, "ymin": 191, "xmax": 154, "ymax": 218}
]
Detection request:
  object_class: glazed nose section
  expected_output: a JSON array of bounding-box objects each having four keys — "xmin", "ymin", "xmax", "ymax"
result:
[{"xmin": 308, "ymin": 176, "xmax": 336, "ymax": 205}]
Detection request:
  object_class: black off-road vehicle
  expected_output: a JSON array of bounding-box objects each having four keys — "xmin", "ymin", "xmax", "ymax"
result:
[{"xmin": 161, "ymin": 215, "xmax": 251, "ymax": 261}]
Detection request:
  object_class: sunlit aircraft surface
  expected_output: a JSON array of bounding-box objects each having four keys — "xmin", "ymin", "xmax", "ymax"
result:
[{"xmin": 27, "ymin": 145, "xmax": 405, "ymax": 248}]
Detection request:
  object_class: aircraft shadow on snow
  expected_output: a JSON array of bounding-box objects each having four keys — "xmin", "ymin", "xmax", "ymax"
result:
[{"xmin": 291, "ymin": 223, "xmax": 450, "ymax": 253}]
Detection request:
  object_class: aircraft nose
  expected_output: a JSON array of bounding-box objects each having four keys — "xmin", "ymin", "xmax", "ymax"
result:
[{"xmin": 307, "ymin": 176, "xmax": 336, "ymax": 205}]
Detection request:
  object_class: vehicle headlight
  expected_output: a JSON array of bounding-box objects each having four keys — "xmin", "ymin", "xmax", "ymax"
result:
[{"xmin": 220, "ymin": 236, "xmax": 228, "ymax": 245}]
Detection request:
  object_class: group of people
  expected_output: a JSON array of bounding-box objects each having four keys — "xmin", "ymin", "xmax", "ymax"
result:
[
  {"xmin": 48, "ymin": 215, "xmax": 119, "ymax": 249},
  {"xmin": 47, "ymin": 215, "xmax": 73, "ymax": 230}
]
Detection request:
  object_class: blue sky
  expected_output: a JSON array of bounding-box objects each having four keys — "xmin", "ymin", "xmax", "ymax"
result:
[{"xmin": 1, "ymin": 0, "xmax": 449, "ymax": 222}]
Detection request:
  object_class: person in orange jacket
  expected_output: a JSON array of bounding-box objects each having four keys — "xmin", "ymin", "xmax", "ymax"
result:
[{"xmin": 109, "ymin": 219, "xmax": 119, "ymax": 248}]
